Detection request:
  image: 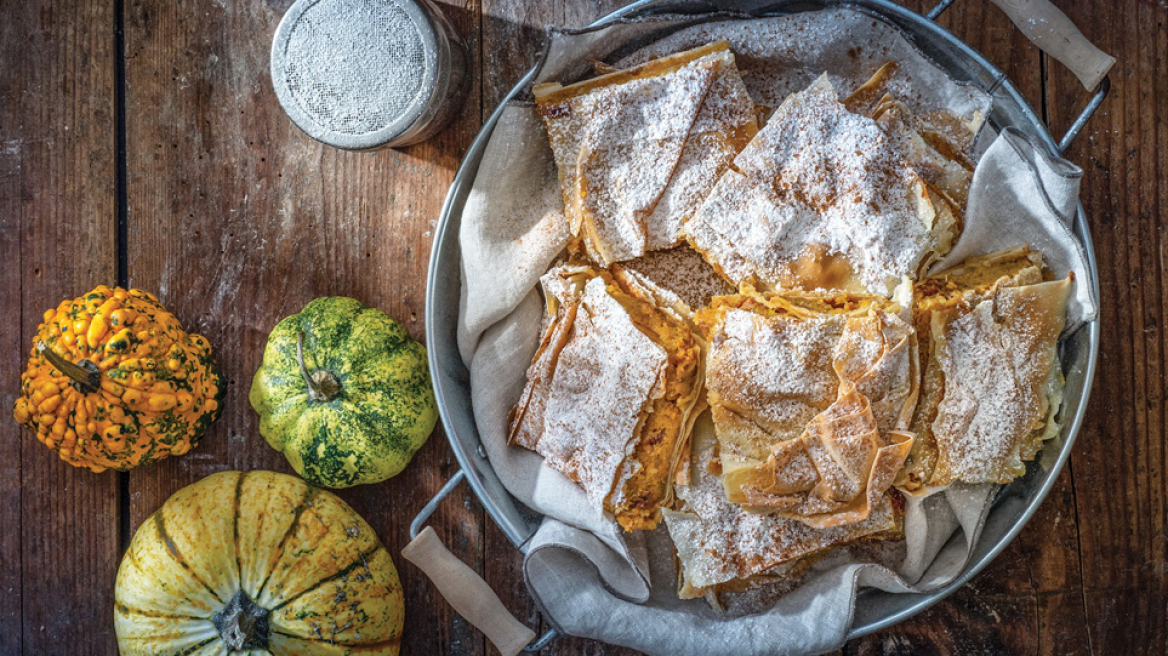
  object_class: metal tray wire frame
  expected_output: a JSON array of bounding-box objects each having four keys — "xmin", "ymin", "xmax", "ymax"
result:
[{"xmin": 419, "ymin": 0, "xmax": 1107, "ymax": 648}]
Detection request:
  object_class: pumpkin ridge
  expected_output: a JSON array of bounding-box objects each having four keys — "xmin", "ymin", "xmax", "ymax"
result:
[
  {"xmin": 232, "ymin": 471, "xmax": 247, "ymax": 594},
  {"xmin": 254, "ymin": 486, "xmax": 321, "ymax": 600},
  {"xmin": 117, "ymin": 637, "xmax": 216, "ymax": 656},
  {"xmin": 341, "ymin": 401, "xmax": 412, "ymax": 455},
  {"xmin": 169, "ymin": 636, "xmax": 218, "ymax": 656},
  {"xmin": 120, "ymin": 518, "xmax": 218, "ymax": 618},
  {"xmin": 343, "ymin": 342, "xmax": 432, "ymax": 404},
  {"xmin": 322, "ymin": 316, "xmax": 355, "ymax": 376},
  {"xmin": 269, "ymin": 545, "xmax": 385, "ymax": 614},
  {"xmin": 113, "ymin": 601, "xmax": 206, "ymax": 622},
  {"xmin": 118, "ymin": 635, "xmax": 219, "ymax": 656},
  {"xmin": 300, "ymin": 300, "xmax": 358, "ymax": 375},
  {"xmin": 295, "ymin": 417, "xmax": 363, "ymax": 487},
  {"xmin": 332, "ymin": 308, "xmax": 410, "ymax": 377},
  {"xmin": 155, "ymin": 512, "xmax": 226, "ymax": 606},
  {"xmin": 271, "ymin": 628, "xmax": 402, "ymax": 649},
  {"xmin": 262, "ymin": 391, "xmax": 316, "ymax": 440}
]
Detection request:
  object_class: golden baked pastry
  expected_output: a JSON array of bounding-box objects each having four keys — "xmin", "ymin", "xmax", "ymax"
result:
[
  {"xmin": 847, "ymin": 61, "xmax": 981, "ymax": 208},
  {"xmin": 534, "ymin": 42, "xmax": 758, "ymax": 267},
  {"xmin": 509, "ymin": 264, "xmax": 704, "ymax": 531},
  {"xmin": 729, "ymin": 379, "xmax": 914, "ymax": 528},
  {"xmin": 694, "ymin": 284, "xmax": 917, "ymax": 528},
  {"xmin": 514, "ymin": 38, "xmax": 1076, "ymax": 605},
  {"xmin": 684, "ymin": 66, "xmax": 977, "ymax": 296},
  {"xmin": 663, "ymin": 414, "xmax": 904, "ymax": 599},
  {"xmin": 897, "ymin": 247, "xmax": 1070, "ymax": 492}
]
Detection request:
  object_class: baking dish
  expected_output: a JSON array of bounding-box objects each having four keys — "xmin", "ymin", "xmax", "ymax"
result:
[{"xmin": 415, "ymin": 0, "xmax": 1109, "ymax": 651}]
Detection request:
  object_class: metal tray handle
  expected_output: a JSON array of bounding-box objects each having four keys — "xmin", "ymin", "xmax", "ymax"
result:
[
  {"xmin": 930, "ymin": 0, "xmax": 1115, "ymax": 152},
  {"xmin": 987, "ymin": 0, "xmax": 1115, "ymax": 91},
  {"xmin": 404, "ymin": 469, "xmax": 556, "ymax": 655}
]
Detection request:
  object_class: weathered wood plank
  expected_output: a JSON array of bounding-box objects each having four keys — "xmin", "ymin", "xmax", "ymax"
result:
[
  {"xmin": 1047, "ymin": 0, "xmax": 1167, "ymax": 652},
  {"xmin": 3, "ymin": 1, "xmax": 122, "ymax": 653},
  {"xmin": 0, "ymin": 9, "xmax": 25, "ymax": 653},
  {"xmin": 121, "ymin": 0, "xmax": 486, "ymax": 654}
]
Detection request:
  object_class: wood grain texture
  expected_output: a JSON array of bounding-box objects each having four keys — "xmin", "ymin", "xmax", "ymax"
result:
[
  {"xmin": 1, "ymin": 1, "xmax": 122, "ymax": 654},
  {"xmin": 0, "ymin": 0, "xmax": 1157, "ymax": 654},
  {"xmin": 120, "ymin": 0, "xmax": 489, "ymax": 655},
  {"xmin": 1047, "ymin": 0, "xmax": 1168, "ymax": 652},
  {"xmin": 0, "ymin": 7, "xmax": 24, "ymax": 653}
]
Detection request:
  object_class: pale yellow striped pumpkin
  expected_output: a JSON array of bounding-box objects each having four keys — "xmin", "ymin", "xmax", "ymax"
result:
[{"xmin": 114, "ymin": 470, "xmax": 403, "ymax": 655}]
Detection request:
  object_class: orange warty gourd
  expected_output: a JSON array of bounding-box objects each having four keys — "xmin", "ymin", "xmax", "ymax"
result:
[{"xmin": 12, "ymin": 285, "xmax": 225, "ymax": 472}]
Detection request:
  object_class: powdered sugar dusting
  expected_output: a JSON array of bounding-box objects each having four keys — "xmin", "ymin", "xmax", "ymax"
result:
[
  {"xmin": 930, "ymin": 280, "xmax": 1069, "ymax": 484},
  {"xmin": 643, "ymin": 53, "xmax": 758, "ymax": 250},
  {"xmin": 687, "ymin": 75, "xmax": 945, "ymax": 294},
  {"xmin": 541, "ymin": 53, "xmax": 720, "ymax": 264},
  {"xmin": 707, "ymin": 310, "xmax": 843, "ymax": 456},
  {"xmin": 932, "ymin": 301, "xmax": 1028, "ymax": 482},
  {"xmin": 539, "ymin": 46, "xmax": 759, "ymax": 266},
  {"xmin": 665, "ymin": 416, "xmax": 897, "ymax": 591},
  {"xmin": 537, "ymin": 277, "xmax": 669, "ymax": 509},
  {"xmin": 836, "ymin": 309, "xmax": 919, "ymax": 434}
]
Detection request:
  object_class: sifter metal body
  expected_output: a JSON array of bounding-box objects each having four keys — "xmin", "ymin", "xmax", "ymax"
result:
[{"xmin": 271, "ymin": 0, "xmax": 468, "ymax": 149}]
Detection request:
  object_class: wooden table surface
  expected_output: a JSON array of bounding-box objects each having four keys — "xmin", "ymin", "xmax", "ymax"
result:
[{"xmin": 0, "ymin": 0, "xmax": 1161, "ymax": 654}]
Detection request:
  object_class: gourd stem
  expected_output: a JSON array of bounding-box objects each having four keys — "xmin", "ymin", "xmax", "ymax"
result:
[
  {"xmin": 212, "ymin": 590, "xmax": 269, "ymax": 651},
  {"xmin": 37, "ymin": 342, "xmax": 100, "ymax": 393},
  {"xmin": 296, "ymin": 331, "xmax": 341, "ymax": 402}
]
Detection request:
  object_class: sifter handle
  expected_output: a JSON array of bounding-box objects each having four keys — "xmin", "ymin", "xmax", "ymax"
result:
[
  {"xmin": 403, "ymin": 527, "xmax": 537, "ymax": 656},
  {"xmin": 989, "ymin": 0, "xmax": 1115, "ymax": 90}
]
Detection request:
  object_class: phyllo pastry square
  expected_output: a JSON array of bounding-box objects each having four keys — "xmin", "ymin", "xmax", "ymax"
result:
[
  {"xmin": 685, "ymin": 65, "xmax": 977, "ymax": 296},
  {"xmin": 534, "ymin": 41, "xmax": 759, "ymax": 267},
  {"xmin": 509, "ymin": 264, "xmax": 705, "ymax": 530},
  {"xmin": 663, "ymin": 414, "xmax": 903, "ymax": 599},
  {"xmin": 897, "ymin": 247, "xmax": 1071, "ymax": 492},
  {"xmin": 694, "ymin": 285, "xmax": 917, "ymax": 528}
]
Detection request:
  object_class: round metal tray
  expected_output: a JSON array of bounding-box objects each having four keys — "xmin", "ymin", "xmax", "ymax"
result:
[{"xmin": 423, "ymin": 0, "xmax": 1104, "ymax": 643}]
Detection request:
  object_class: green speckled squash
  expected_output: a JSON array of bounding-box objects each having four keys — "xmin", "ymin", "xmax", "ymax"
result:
[{"xmin": 249, "ymin": 297, "xmax": 437, "ymax": 488}]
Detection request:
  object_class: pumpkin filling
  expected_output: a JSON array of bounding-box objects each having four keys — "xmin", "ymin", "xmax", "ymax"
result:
[
  {"xmin": 603, "ymin": 271, "xmax": 703, "ymax": 531},
  {"xmin": 507, "ymin": 265, "xmax": 704, "ymax": 532},
  {"xmin": 697, "ymin": 286, "xmax": 891, "ymax": 326}
]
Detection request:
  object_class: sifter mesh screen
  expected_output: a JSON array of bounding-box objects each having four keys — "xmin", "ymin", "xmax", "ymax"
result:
[{"xmin": 281, "ymin": 0, "xmax": 429, "ymax": 136}]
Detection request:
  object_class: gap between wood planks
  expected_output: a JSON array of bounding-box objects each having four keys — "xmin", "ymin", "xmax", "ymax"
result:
[
  {"xmin": 1040, "ymin": 45, "xmax": 1096, "ymax": 656},
  {"xmin": 114, "ymin": 0, "xmax": 132, "ymax": 557}
]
